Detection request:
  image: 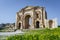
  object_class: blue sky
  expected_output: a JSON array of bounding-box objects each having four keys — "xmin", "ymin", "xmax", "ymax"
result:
[{"xmin": 0, "ymin": 0, "xmax": 60, "ymax": 25}]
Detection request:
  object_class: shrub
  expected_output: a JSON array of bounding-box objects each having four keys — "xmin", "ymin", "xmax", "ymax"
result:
[{"xmin": 6, "ymin": 28, "xmax": 60, "ymax": 40}]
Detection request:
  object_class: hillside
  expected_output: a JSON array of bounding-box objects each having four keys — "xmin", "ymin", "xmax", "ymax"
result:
[{"xmin": 0, "ymin": 23, "xmax": 15, "ymax": 32}]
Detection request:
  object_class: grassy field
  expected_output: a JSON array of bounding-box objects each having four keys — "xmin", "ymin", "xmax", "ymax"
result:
[{"xmin": 6, "ymin": 28, "xmax": 60, "ymax": 40}]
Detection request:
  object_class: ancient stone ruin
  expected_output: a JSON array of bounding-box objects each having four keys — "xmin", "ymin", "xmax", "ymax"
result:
[{"xmin": 15, "ymin": 6, "xmax": 58, "ymax": 29}]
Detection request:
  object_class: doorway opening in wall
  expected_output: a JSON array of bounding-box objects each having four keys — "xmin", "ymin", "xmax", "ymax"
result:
[
  {"xmin": 18, "ymin": 23, "xmax": 21, "ymax": 29},
  {"xmin": 36, "ymin": 21, "xmax": 39, "ymax": 28},
  {"xmin": 49, "ymin": 20, "xmax": 53, "ymax": 28},
  {"xmin": 25, "ymin": 15, "xmax": 31, "ymax": 29}
]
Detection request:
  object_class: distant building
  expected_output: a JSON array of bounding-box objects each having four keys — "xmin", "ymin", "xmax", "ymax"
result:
[{"xmin": 15, "ymin": 6, "xmax": 58, "ymax": 29}]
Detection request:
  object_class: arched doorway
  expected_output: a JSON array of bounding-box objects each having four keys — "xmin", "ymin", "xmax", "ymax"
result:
[
  {"xmin": 18, "ymin": 23, "xmax": 21, "ymax": 29},
  {"xmin": 36, "ymin": 21, "xmax": 39, "ymax": 28},
  {"xmin": 49, "ymin": 20, "xmax": 53, "ymax": 28},
  {"xmin": 25, "ymin": 15, "xmax": 31, "ymax": 29}
]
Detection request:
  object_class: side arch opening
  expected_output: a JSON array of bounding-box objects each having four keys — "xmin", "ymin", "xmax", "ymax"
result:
[
  {"xmin": 36, "ymin": 21, "xmax": 40, "ymax": 28},
  {"xmin": 49, "ymin": 20, "xmax": 53, "ymax": 28},
  {"xmin": 18, "ymin": 23, "xmax": 21, "ymax": 29}
]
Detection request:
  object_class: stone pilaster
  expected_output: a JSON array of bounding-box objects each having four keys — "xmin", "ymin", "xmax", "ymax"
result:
[{"xmin": 15, "ymin": 13, "xmax": 18, "ymax": 29}]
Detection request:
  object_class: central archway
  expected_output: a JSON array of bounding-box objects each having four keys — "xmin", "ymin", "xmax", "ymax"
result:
[
  {"xmin": 36, "ymin": 21, "xmax": 39, "ymax": 28},
  {"xmin": 25, "ymin": 15, "xmax": 31, "ymax": 29}
]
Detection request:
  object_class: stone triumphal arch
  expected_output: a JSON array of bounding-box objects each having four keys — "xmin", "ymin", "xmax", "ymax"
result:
[{"xmin": 15, "ymin": 6, "xmax": 58, "ymax": 29}]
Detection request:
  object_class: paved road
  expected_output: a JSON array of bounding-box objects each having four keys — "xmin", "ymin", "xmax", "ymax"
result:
[
  {"xmin": 0, "ymin": 30, "xmax": 24, "ymax": 36},
  {"xmin": 0, "ymin": 30, "xmax": 24, "ymax": 40}
]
